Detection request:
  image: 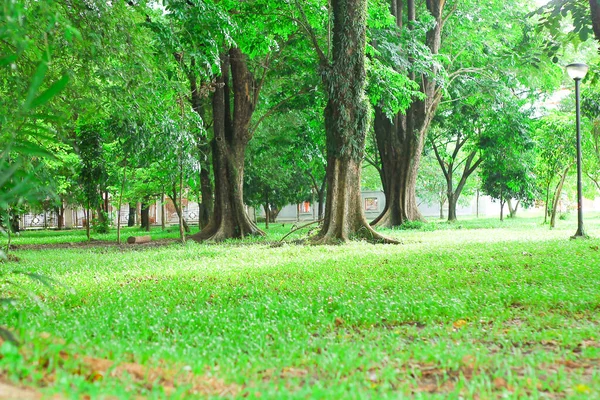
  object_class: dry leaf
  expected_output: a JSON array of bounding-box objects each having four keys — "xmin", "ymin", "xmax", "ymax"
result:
[{"xmin": 453, "ymin": 319, "xmax": 468, "ymax": 329}]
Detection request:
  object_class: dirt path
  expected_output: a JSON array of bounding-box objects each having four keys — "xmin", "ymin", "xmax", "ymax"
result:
[
  {"xmin": 11, "ymin": 238, "xmax": 181, "ymax": 251},
  {"xmin": 0, "ymin": 381, "xmax": 40, "ymax": 400}
]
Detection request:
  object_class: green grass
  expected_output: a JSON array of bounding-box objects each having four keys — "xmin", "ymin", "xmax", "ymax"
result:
[{"xmin": 1, "ymin": 213, "xmax": 600, "ymax": 398}]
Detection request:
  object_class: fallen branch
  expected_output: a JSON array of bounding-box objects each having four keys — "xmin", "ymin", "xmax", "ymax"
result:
[
  {"xmin": 127, "ymin": 235, "xmax": 151, "ymax": 244},
  {"xmin": 279, "ymin": 220, "xmax": 323, "ymax": 243}
]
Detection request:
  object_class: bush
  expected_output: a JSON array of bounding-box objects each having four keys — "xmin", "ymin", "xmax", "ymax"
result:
[
  {"xmin": 92, "ymin": 211, "xmax": 110, "ymax": 234},
  {"xmin": 559, "ymin": 212, "xmax": 570, "ymax": 221}
]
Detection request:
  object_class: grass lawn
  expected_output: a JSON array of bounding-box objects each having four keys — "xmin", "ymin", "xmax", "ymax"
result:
[{"xmin": 1, "ymin": 212, "xmax": 600, "ymax": 398}]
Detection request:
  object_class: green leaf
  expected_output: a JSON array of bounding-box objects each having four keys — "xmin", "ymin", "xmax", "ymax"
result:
[
  {"xmin": 23, "ymin": 58, "xmax": 49, "ymax": 111},
  {"xmin": 0, "ymin": 54, "xmax": 17, "ymax": 67},
  {"xmin": 29, "ymin": 75, "xmax": 70, "ymax": 110}
]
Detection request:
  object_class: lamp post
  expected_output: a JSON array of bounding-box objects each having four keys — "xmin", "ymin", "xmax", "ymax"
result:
[{"xmin": 566, "ymin": 62, "xmax": 589, "ymax": 238}]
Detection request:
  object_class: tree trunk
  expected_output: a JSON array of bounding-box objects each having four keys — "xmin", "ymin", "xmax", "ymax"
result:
[
  {"xmin": 57, "ymin": 204, "xmax": 64, "ymax": 230},
  {"xmin": 198, "ymin": 167, "xmax": 213, "ymax": 228},
  {"xmin": 140, "ymin": 200, "xmax": 150, "ymax": 232},
  {"xmin": 190, "ymin": 48, "xmax": 264, "ymax": 242},
  {"xmin": 371, "ymin": 0, "xmax": 446, "ymax": 228},
  {"xmin": 117, "ymin": 163, "xmax": 127, "ymax": 244},
  {"xmin": 312, "ymin": 0, "xmax": 395, "ymax": 244},
  {"xmin": 136, "ymin": 202, "xmax": 141, "ymax": 227},
  {"xmin": 433, "ymin": 143, "xmax": 482, "ymax": 223},
  {"xmin": 264, "ymin": 204, "xmax": 270, "ymax": 229},
  {"xmin": 128, "ymin": 203, "xmax": 136, "ymax": 227},
  {"xmin": 169, "ymin": 189, "xmax": 190, "ymax": 234},
  {"xmin": 550, "ymin": 166, "xmax": 569, "ymax": 228},
  {"xmin": 371, "ymin": 107, "xmax": 425, "ymax": 227},
  {"xmin": 439, "ymin": 199, "xmax": 444, "ymax": 219},
  {"xmin": 161, "ymin": 193, "xmax": 166, "ymax": 230},
  {"xmin": 269, "ymin": 207, "xmax": 281, "ymax": 222},
  {"xmin": 448, "ymin": 194, "xmax": 458, "ymax": 222},
  {"xmin": 181, "ymin": 55, "xmax": 214, "ymax": 229},
  {"xmin": 500, "ymin": 199, "xmax": 505, "ymax": 221},
  {"xmin": 544, "ymin": 181, "xmax": 551, "ymax": 224},
  {"xmin": 179, "ymin": 153, "xmax": 186, "ymax": 243},
  {"xmin": 9, "ymin": 213, "xmax": 20, "ymax": 233},
  {"xmin": 590, "ymin": 0, "xmax": 600, "ymax": 43},
  {"xmin": 318, "ymin": 179, "xmax": 326, "ymax": 220},
  {"xmin": 86, "ymin": 205, "xmax": 90, "ymax": 240},
  {"xmin": 507, "ymin": 199, "xmax": 520, "ymax": 218},
  {"xmin": 264, "ymin": 189, "xmax": 270, "ymax": 229}
]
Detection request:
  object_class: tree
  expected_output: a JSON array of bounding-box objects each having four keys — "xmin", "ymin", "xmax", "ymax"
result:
[
  {"xmin": 370, "ymin": 0, "xmax": 447, "ymax": 227},
  {"xmin": 369, "ymin": 0, "xmax": 540, "ymax": 227},
  {"xmin": 295, "ymin": 0, "xmax": 396, "ymax": 243},
  {"xmin": 428, "ymin": 74, "xmax": 538, "ymax": 222},
  {"xmin": 415, "ymin": 152, "xmax": 449, "ymax": 219},
  {"xmin": 479, "ymin": 104, "xmax": 537, "ymax": 221},
  {"xmin": 534, "ymin": 114, "xmax": 575, "ymax": 227},
  {"xmin": 165, "ymin": 0, "xmax": 299, "ymax": 242},
  {"xmin": 582, "ymin": 87, "xmax": 600, "ymax": 193},
  {"xmin": 244, "ymin": 113, "xmax": 314, "ymax": 226}
]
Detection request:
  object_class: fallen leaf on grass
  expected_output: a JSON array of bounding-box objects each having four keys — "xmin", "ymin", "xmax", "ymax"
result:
[
  {"xmin": 452, "ymin": 319, "xmax": 468, "ymax": 329},
  {"xmin": 493, "ymin": 377, "xmax": 507, "ymax": 389},
  {"xmin": 574, "ymin": 384, "xmax": 591, "ymax": 394}
]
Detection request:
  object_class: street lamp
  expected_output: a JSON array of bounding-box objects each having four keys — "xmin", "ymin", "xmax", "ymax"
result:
[{"xmin": 566, "ymin": 62, "xmax": 589, "ymax": 238}]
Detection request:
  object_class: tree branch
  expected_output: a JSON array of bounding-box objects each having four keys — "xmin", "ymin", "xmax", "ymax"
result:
[
  {"xmin": 250, "ymin": 87, "xmax": 310, "ymax": 134},
  {"xmin": 293, "ymin": 0, "xmax": 328, "ymax": 66}
]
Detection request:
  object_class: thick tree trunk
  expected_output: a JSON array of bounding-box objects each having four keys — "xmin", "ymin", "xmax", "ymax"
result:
[
  {"xmin": 316, "ymin": 157, "xmax": 389, "ymax": 243},
  {"xmin": 371, "ymin": 0, "xmax": 446, "ymax": 228},
  {"xmin": 313, "ymin": 0, "xmax": 395, "ymax": 244},
  {"xmin": 177, "ymin": 54, "xmax": 215, "ymax": 229},
  {"xmin": 190, "ymin": 48, "xmax": 264, "ymax": 242},
  {"xmin": 269, "ymin": 207, "xmax": 281, "ymax": 223},
  {"xmin": 128, "ymin": 203, "xmax": 136, "ymax": 227},
  {"xmin": 372, "ymin": 108, "xmax": 425, "ymax": 227}
]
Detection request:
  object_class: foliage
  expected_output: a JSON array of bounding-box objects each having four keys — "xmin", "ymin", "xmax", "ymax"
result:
[
  {"xmin": 532, "ymin": 0, "xmax": 594, "ymax": 58},
  {"xmin": 582, "ymin": 87, "xmax": 600, "ymax": 192},
  {"xmin": 478, "ymin": 88, "xmax": 538, "ymax": 215},
  {"xmin": 244, "ymin": 113, "xmax": 313, "ymax": 216}
]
